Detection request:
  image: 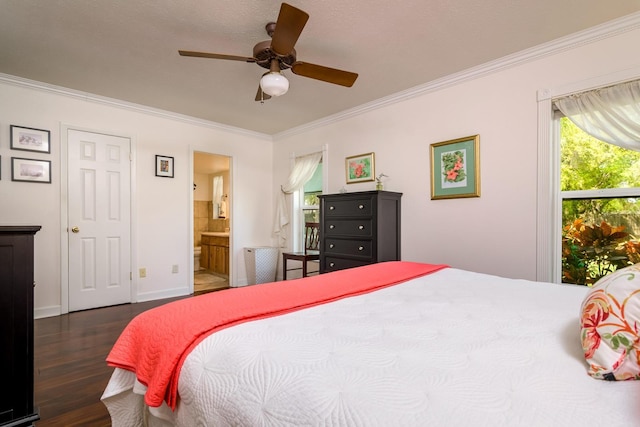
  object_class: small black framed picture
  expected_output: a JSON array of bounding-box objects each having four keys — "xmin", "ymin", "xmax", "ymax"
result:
[
  {"xmin": 155, "ymin": 155, "xmax": 174, "ymax": 178},
  {"xmin": 10, "ymin": 125, "xmax": 51, "ymax": 153},
  {"xmin": 11, "ymin": 157, "xmax": 52, "ymax": 183}
]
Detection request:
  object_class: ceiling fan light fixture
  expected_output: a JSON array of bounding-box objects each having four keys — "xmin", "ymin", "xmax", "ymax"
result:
[
  {"xmin": 260, "ymin": 72, "xmax": 289, "ymax": 97},
  {"xmin": 179, "ymin": 4, "xmax": 357, "ymax": 102}
]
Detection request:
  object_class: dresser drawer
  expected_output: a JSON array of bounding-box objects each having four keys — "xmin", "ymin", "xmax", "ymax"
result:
[
  {"xmin": 324, "ymin": 219, "xmax": 373, "ymax": 237},
  {"xmin": 323, "ymin": 197, "xmax": 372, "ymax": 217},
  {"xmin": 323, "ymin": 256, "xmax": 371, "ymax": 272},
  {"xmin": 324, "ymin": 238, "xmax": 372, "ymax": 257}
]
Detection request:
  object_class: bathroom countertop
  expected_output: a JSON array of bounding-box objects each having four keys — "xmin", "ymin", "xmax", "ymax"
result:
[{"xmin": 201, "ymin": 232, "xmax": 230, "ymax": 237}]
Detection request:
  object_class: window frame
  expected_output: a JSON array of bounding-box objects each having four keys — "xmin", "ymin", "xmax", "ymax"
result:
[
  {"xmin": 301, "ymin": 159, "xmax": 322, "ymax": 224},
  {"xmin": 290, "ymin": 145, "xmax": 328, "ymax": 252},
  {"xmin": 537, "ymin": 66, "xmax": 640, "ymax": 282},
  {"xmin": 555, "ymin": 113, "xmax": 640, "ymax": 284}
]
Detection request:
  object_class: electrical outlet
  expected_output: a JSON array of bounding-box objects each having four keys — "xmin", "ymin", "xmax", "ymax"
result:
[
  {"xmin": 139, "ymin": 268, "xmax": 146, "ymax": 278},
  {"xmin": 172, "ymin": 264, "xmax": 179, "ymax": 274}
]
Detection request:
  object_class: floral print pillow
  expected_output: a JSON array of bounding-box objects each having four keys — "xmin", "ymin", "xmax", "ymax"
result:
[{"xmin": 580, "ymin": 263, "xmax": 640, "ymax": 380}]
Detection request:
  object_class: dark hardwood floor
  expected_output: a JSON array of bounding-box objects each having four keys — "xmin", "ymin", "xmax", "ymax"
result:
[{"xmin": 33, "ymin": 296, "xmax": 186, "ymax": 426}]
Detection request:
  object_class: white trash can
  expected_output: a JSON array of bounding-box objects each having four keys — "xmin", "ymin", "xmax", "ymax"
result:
[{"xmin": 244, "ymin": 247, "xmax": 279, "ymax": 285}]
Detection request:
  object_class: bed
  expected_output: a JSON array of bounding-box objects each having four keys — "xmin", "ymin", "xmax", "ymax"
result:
[{"xmin": 101, "ymin": 261, "xmax": 640, "ymax": 426}]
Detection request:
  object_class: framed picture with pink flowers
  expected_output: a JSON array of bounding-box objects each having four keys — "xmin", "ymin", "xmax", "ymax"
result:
[
  {"xmin": 345, "ymin": 152, "xmax": 375, "ymax": 184},
  {"xmin": 430, "ymin": 135, "xmax": 480, "ymax": 200}
]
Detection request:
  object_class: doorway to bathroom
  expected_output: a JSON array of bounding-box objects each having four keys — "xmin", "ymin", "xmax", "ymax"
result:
[{"xmin": 193, "ymin": 151, "xmax": 231, "ymax": 294}]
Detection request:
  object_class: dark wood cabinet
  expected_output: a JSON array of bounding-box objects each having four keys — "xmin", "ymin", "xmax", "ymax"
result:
[
  {"xmin": 0, "ymin": 226, "xmax": 40, "ymax": 427},
  {"xmin": 319, "ymin": 191, "xmax": 402, "ymax": 273}
]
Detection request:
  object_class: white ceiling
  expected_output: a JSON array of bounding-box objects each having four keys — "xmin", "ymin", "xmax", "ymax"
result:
[
  {"xmin": 194, "ymin": 151, "xmax": 229, "ymax": 174},
  {"xmin": 1, "ymin": 1, "xmax": 639, "ymax": 136}
]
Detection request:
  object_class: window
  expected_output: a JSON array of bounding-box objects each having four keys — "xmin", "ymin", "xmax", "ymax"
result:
[
  {"xmin": 302, "ymin": 161, "xmax": 322, "ymax": 223},
  {"xmin": 559, "ymin": 117, "xmax": 640, "ymax": 285},
  {"xmin": 281, "ymin": 147, "xmax": 325, "ymax": 252}
]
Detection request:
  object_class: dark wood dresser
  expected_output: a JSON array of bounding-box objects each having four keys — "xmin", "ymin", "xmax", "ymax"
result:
[
  {"xmin": 0, "ymin": 226, "xmax": 40, "ymax": 427},
  {"xmin": 319, "ymin": 191, "xmax": 402, "ymax": 273}
]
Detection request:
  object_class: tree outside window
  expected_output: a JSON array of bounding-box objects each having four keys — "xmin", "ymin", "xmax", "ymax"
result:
[{"xmin": 560, "ymin": 117, "xmax": 640, "ymax": 285}]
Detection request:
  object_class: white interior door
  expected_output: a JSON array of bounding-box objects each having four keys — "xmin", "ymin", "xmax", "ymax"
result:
[{"xmin": 67, "ymin": 129, "xmax": 131, "ymax": 311}]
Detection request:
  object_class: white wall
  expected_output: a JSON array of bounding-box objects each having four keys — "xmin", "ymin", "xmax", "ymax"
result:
[
  {"xmin": 273, "ymin": 25, "xmax": 640, "ymax": 281},
  {"xmin": 193, "ymin": 172, "xmax": 212, "ymax": 201},
  {"xmin": 0, "ymin": 81, "xmax": 274, "ymax": 317},
  {"xmin": 2, "ymin": 18, "xmax": 639, "ymax": 318}
]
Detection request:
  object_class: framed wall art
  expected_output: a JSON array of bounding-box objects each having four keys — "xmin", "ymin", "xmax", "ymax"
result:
[
  {"xmin": 10, "ymin": 125, "xmax": 51, "ymax": 153},
  {"xmin": 345, "ymin": 152, "xmax": 375, "ymax": 184},
  {"xmin": 11, "ymin": 157, "xmax": 52, "ymax": 183},
  {"xmin": 155, "ymin": 155, "xmax": 174, "ymax": 178},
  {"xmin": 430, "ymin": 135, "xmax": 480, "ymax": 200}
]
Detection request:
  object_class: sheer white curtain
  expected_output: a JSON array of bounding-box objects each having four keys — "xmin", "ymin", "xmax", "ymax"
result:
[
  {"xmin": 554, "ymin": 79, "xmax": 640, "ymax": 151},
  {"xmin": 274, "ymin": 152, "xmax": 322, "ymax": 247}
]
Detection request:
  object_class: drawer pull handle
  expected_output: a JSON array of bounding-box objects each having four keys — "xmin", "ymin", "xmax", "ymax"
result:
[
  {"xmin": 358, "ymin": 204, "xmax": 364, "ymax": 209},
  {"xmin": 358, "ymin": 225, "xmax": 364, "ymax": 230},
  {"xmin": 358, "ymin": 246, "xmax": 364, "ymax": 251},
  {"xmin": 329, "ymin": 262, "xmax": 335, "ymax": 267},
  {"xmin": 329, "ymin": 206, "xmax": 335, "ymax": 210},
  {"xmin": 329, "ymin": 244, "xmax": 334, "ymax": 248},
  {"xmin": 330, "ymin": 224, "xmax": 335, "ymax": 229}
]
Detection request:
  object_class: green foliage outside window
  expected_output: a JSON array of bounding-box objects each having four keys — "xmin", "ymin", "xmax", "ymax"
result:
[
  {"xmin": 304, "ymin": 192, "xmax": 320, "ymax": 207},
  {"xmin": 560, "ymin": 118, "xmax": 640, "ymax": 285},
  {"xmin": 562, "ymin": 218, "xmax": 640, "ymax": 285}
]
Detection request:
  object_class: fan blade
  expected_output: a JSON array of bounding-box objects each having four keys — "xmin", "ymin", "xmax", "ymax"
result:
[
  {"xmin": 179, "ymin": 50, "xmax": 256, "ymax": 63},
  {"xmin": 255, "ymin": 84, "xmax": 272, "ymax": 102},
  {"xmin": 270, "ymin": 3, "xmax": 309, "ymax": 56},
  {"xmin": 291, "ymin": 62, "xmax": 358, "ymax": 87}
]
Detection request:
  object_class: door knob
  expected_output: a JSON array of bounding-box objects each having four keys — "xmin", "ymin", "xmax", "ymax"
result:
[{"xmin": 71, "ymin": 226, "xmax": 80, "ymax": 233}]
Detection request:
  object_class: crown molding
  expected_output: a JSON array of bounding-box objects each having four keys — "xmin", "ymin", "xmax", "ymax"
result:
[
  {"xmin": 274, "ymin": 11, "xmax": 640, "ymax": 140},
  {"xmin": 2, "ymin": 10, "xmax": 639, "ymax": 142},
  {"xmin": 0, "ymin": 73, "xmax": 272, "ymax": 141}
]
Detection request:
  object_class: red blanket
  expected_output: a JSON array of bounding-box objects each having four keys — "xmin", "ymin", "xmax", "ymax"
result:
[{"xmin": 106, "ymin": 261, "xmax": 448, "ymax": 409}]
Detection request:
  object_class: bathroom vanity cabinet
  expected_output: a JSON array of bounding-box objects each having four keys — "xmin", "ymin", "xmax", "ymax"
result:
[{"xmin": 201, "ymin": 234, "xmax": 229, "ymax": 276}]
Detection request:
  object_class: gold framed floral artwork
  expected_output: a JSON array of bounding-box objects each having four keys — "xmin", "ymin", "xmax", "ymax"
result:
[
  {"xmin": 430, "ymin": 135, "xmax": 480, "ymax": 199},
  {"xmin": 345, "ymin": 152, "xmax": 375, "ymax": 184}
]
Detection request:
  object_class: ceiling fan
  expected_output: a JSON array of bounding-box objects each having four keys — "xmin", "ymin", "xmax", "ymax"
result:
[{"xmin": 178, "ymin": 2, "xmax": 358, "ymax": 102}]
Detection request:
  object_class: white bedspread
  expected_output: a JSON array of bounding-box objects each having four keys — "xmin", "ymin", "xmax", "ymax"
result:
[{"xmin": 102, "ymin": 268, "xmax": 640, "ymax": 426}]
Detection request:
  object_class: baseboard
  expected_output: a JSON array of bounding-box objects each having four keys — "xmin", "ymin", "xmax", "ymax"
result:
[
  {"xmin": 136, "ymin": 287, "xmax": 192, "ymax": 302},
  {"xmin": 34, "ymin": 287, "xmax": 192, "ymax": 318},
  {"xmin": 35, "ymin": 305, "xmax": 62, "ymax": 319},
  {"xmin": 230, "ymin": 280, "xmax": 249, "ymax": 288}
]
